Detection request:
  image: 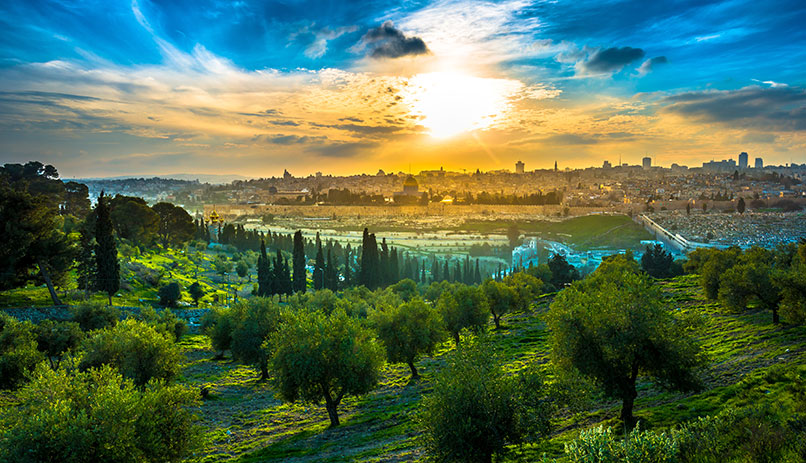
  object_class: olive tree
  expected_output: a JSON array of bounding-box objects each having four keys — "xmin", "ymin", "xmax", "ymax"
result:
[
  {"xmin": 0, "ymin": 365, "xmax": 200, "ymax": 463},
  {"xmin": 0, "ymin": 313, "xmax": 44, "ymax": 390},
  {"xmin": 370, "ymin": 297, "xmax": 445, "ymax": 378},
  {"xmin": 437, "ymin": 285, "xmax": 489, "ymax": 344},
  {"xmin": 420, "ymin": 337, "xmax": 553, "ymax": 463},
  {"xmin": 270, "ymin": 309, "xmax": 384, "ymax": 427},
  {"xmin": 229, "ymin": 298, "xmax": 283, "ymax": 380},
  {"xmin": 34, "ymin": 320, "xmax": 84, "ymax": 369},
  {"xmin": 481, "ymin": 279, "xmax": 517, "ymax": 329},
  {"xmin": 547, "ymin": 257, "xmax": 704, "ymax": 426},
  {"xmin": 201, "ymin": 306, "xmax": 234, "ymax": 358},
  {"xmin": 79, "ymin": 319, "xmax": 182, "ymax": 387}
]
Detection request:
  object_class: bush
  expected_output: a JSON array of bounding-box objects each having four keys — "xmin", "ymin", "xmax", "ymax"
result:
[
  {"xmin": 0, "ymin": 365, "xmax": 200, "ymax": 463},
  {"xmin": 420, "ymin": 337, "xmax": 552, "ymax": 463},
  {"xmin": 389, "ymin": 279, "xmax": 419, "ymax": 301},
  {"xmin": 34, "ymin": 320, "xmax": 84, "ymax": 368},
  {"xmin": 437, "ymin": 285, "xmax": 489, "ymax": 344},
  {"xmin": 0, "ymin": 313, "xmax": 44, "ymax": 390},
  {"xmin": 79, "ymin": 319, "xmax": 182, "ymax": 387},
  {"xmin": 138, "ymin": 307, "xmax": 187, "ymax": 342},
  {"xmin": 158, "ymin": 282, "xmax": 182, "ymax": 307},
  {"xmin": 188, "ymin": 281, "xmax": 204, "ymax": 306},
  {"xmin": 564, "ymin": 424, "xmax": 678, "ymax": 463},
  {"xmin": 70, "ymin": 302, "xmax": 120, "ymax": 331}
]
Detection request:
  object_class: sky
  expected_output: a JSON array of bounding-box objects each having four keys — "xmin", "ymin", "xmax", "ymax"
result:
[{"xmin": 0, "ymin": 0, "xmax": 805, "ymax": 178}]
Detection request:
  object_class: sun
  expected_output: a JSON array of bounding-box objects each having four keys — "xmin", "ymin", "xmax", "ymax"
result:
[{"xmin": 401, "ymin": 71, "xmax": 521, "ymax": 138}]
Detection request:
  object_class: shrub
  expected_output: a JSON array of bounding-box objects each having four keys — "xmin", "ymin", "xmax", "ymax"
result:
[
  {"xmin": 34, "ymin": 320, "xmax": 84, "ymax": 368},
  {"xmin": 0, "ymin": 365, "xmax": 200, "ymax": 463},
  {"xmin": 70, "ymin": 302, "xmax": 120, "ymax": 331},
  {"xmin": 564, "ymin": 424, "xmax": 678, "ymax": 463},
  {"xmin": 158, "ymin": 282, "xmax": 182, "ymax": 307},
  {"xmin": 138, "ymin": 307, "xmax": 187, "ymax": 342},
  {"xmin": 420, "ymin": 337, "xmax": 552, "ymax": 463},
  {"xmin": 0, "ymin": 313, "xmax": 44, "ymax": 390},
  {"xmin": 79, "ymin": 319, "xmax": 182, "ymax": 387},
  {"xmin": 188, "ymin": 281, "xmax": 204, "ymax": 306}
]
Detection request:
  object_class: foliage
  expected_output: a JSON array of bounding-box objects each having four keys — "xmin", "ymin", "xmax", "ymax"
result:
[
  {"xmin": 370, "ymin": 297, "xmax": 445, "ymax": 378},
  {"xmin": 564, "ymin": 423, "xmax": 679, "ymax": 463},
  {"xmin": 699, "ymin": 247, "xmax": 740, "ymax": 300},
  {"xmin": 0, "ymin": 365, "xmax": 200, "ymax": 463},
  {"xmin": 548, "ymin": 252, "xmax": 579, "ymax": 288},
  {"xmin": 389, "ymin": 278, "xmax": 419, "ymax": 301},
  {"xmin": 138, "ymin": 306, "xmax": 187, "ymax": 342},
  {"xmin": 151, "ymin": 202, "xmax": 195, "ymax": 247},
  {"xmin": 79, "ymin": 319, "xmax": 182, "ymax": 387},
  {"xmin": 547, "ymin": 256, "xmax": 704, "ymax": 425},
  {"xmin": 108, "ymin": 195, "xmax": 159, "ymax": 246},
  {"xmin": 269, "ymin": 308, "xmax": 384, "ymax": 427},
  {"xmin": 229, "ymin": 298, "xmax": 283, "ymax": 380},
  {"xmin": 188, "ymin": 281, "xmax": 204, "ymax": 306},
  {"xmin": 94, "ymin": 191, "xmax": 120, "ymax": 304},
  {"xmin": 641, "ymin": 243, "xmax": 676, "ymax": 278},
  {"xmin": 158, "ymin": 281, "xmax": 182, "ymax": 307},
  {"xmin": 201, "ymin": 306, "xmax": 235, "ymax": 357},
  {"xmin": 419, "ymin": 337, "xmax": 553, "ymax": 463},
  {"xmin": 70, "ymin": 302, "xmax": 120, "ymax": 331},
  {"xmin": 481, "ymin": 279, "xmax": 517, "ymax": 329},
  {"xmin": 34, "ymin": 319, "xmax": 84, "ymax": 368},
  {"xmin": 503, "ymin": 271, "xmax": 544, "ymax": 311},
  {"xmin": 0, "ymin": 313, "xmax": 44, "ymax": 389},
  {"xmin": 437, "ymin": 285, "xmax": 489, "ymax": 344}
]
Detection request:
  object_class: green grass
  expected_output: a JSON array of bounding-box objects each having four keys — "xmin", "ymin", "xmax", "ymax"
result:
[{"xmin": 175, "ymin": 275, "xmax": 806, "ymax": 462}]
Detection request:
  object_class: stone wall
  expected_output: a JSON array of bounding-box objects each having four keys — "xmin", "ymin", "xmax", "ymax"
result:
[{"xmin": 1, "ymin": 306, "xmax": 210, "ymax": 333}]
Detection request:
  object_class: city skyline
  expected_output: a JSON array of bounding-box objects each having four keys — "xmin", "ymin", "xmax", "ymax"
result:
[{"xmin": 1, "ymin": 0, "xmax": 805, "ymax": 177}]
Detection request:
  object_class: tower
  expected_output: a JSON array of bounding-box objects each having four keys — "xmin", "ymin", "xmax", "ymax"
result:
[
  {"xmin": 515, "ymin": 160, "xmax": 525, "ymax": 174},
  {"xmin": 738, "ymin": 152, "xmax": 748, "ymax": 169},
  {"xmin": 554, "ymin": 161, "xmax": 557, "ymax": 172},
  {"xmin": 755, "ymin": 157, "xmax": 763, "ymax": 169},
  {"xmin": 642, "ymin": 156, "xmax": 652, "ymax": 169}
]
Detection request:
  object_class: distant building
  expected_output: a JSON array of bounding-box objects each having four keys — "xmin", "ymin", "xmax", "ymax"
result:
[
  {"xmin": 283, "ymin": 169, "xmax": 292, "ymax": 180},
  {"xmin": 738, "ymin": 152, "xmax": 748, "ymax": 169},
  {"xmin": 642, "ymin": 157, "xmax": 652, "ymax": 169},
  {"xmin": 702, "ymin": 159, "xmax": 737, "ymax": 172},
  {"xmin": 755, "ymin": 157, "xmax": 764, "ymax": 169},
  {"xmin": 603, "ymin": 160, "xmax": 612, "ymax": 169},
  {"xmin": 515, "ymin": 160, "xmax": 525, "ymax": 174},
  {"xmin": 393, "ymin": 175, "xmax": 422, "ymax": 204},
  {"xmin": 554, "ymin": 161, "xmax": 558, "ymax": 172}
]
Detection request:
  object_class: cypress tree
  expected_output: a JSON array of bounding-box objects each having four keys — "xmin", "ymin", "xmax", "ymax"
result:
[
  {"xmin": 389, "ymin": 247, "xmax": 399, "ymax": 283},
  {"xmin": 380, "ymin": 238, "xmax": 390, "ymax": 286},
  {"xmin": 421, "ymin": 264, "xmax": 426, "ymax": 283},
  {"xmin": 403, "ymin": 257, "xmax": 413, "ymax": 283},
  {"xmin": 76, "ymin": 220, "xmax": 96, "ymax": 296},
  {"xmin": 474, "ymin": 259, "xmax": 481, "ymax": 284},
  {"xmin": 94, "ymin": 191, "xmax": 119, "ymax": 305},
  {"xmin": 443, "ymin": 260, "xmax": 450, "ymax": 282},
  {"xmin": 359, "ymin": 228, "xmax": 370, "ymax": 287},
  {"xmin": 431, "ymin": 258, "xmax": 439, "ymax": 282},
  {"xmin": 282, "ymin": 256, "xmax": 293, "ymax": 297},
  {"xmin": 258, "ymin": 239, "xmax": 270, "ymax": 296},
  {"xmin": 344, "ymin": 244, "xmax": 352, "ymax": 288},
  {"xmin": 292, "ymin": 230, "xmax": 306, "ymax": 293},
  {"xmin": 273, "ymin": 249, "xmax": 284, "ymax": 300},
  {"xmin": 313, "ymin": 232, "xmax": 325, "ymax": 290},
  {"xmin": 325, "ymin": 247, "xmax": 338, "ymax": 291}
]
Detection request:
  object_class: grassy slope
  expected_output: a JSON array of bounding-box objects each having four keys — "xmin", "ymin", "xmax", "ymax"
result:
[{"xmin": 179, "ymin": 274, "xmax": 806, "ymax": 462}]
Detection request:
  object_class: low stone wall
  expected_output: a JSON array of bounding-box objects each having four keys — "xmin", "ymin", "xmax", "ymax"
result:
[{"xmin": 1, "ymin": 306, "xmax": 210, "ymax": 333}]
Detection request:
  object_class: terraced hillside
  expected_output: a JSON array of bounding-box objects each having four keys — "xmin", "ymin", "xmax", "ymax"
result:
[{"xmin": 178, "ymin": 274, "xmax": 806, "ymax": 462}]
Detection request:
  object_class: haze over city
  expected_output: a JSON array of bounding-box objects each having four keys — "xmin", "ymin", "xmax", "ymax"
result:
[{"xmin": 1, "ymin": 0, "xmax": 805, "ymax": 177}]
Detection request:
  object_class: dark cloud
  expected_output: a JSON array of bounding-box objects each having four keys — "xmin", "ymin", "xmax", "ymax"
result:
[
  {"xmin": 359, "ymin": 21, "xmax": 429, "ymax": 59},
  {"xmin": 339, "ymin": 116, "xmax": 363, "ymax": 123},
  {"xmin": 662, "ymin": 86, "xmax": 806, "ymax": 131},
  {"xmin": 740, "ymin": 132, "xmax": 778, "ymax": 144},
  {"xmin": 253, "ymin": 134, "xmax": 326, "ymax": 145},
  {"xmin": 581, "ymin": 46, "xmax": 645, "ymax": 73},
  {"xmin": 310, "ymin": 141, "xmax": 378, "ymax": 158},
  {"xmin": 638, "ymin": 56, "xmax": 668, "ymax": 75}
]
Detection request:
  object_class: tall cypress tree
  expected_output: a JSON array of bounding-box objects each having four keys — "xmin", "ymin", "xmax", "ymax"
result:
[
  {"xmin": 313, "ymin": 232, "xmax": 325, "ymax": 290},
  {"xmin": 359, "ymin": 228, "xmax": 370, "ymax": 287},
  {"xmin": 431, "ymin": 258, "xmax": 439, "ymax": 283},
  {"xmin": 379, "ymin": 238, "xmax": 390, "ymax": 286},
  {"xmin": 273, "ymin": 249, "xmax": 284, "ymax": 300},
  {"xmin": 325, "ymin": 247, "xmax": 338, "ymax": 291},
  {"xmin": 343, "ymin": 244, "xmax": 352, "ymax": 288},
  {"xmin": 94, "ymin": 192, "xmax": 119, "ymax": 305},
  {"xmin": 292, "ymin": 230, "xmax": 306, "ymax": 293},
  {"xmin": 443, "ymin": 260, "xmax": 450, "ymax": 282},
  {"xmin": 389, "ymin": 247, "xmax": 399, "ymax": 283},
  {"xmin": 76, "ymin": 219, "xmax": 96, "ymax": 296},
  {"xmin": 282, "ymin": 256, "xmax": 293, "ymax": 298},
  {"xmin": 421, "ymin": 264, "xmax": 426, "ymax": 284},
  {"xmin": 258, "ymin": 239, "xmax": 270, "ymax": 296},
  {"xmin": 474, "ymin": 259, "xmax": 481, "ymax": 284}
]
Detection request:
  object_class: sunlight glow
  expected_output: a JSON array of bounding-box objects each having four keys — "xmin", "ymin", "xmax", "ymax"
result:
[{"xmin": 401, "ymin": 71, "xmax": 522, "ymax": 138}]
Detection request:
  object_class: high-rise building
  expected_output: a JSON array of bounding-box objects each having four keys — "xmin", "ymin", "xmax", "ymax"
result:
[
  {"xmin": 515, "ymin": 160, "xmax": 525, "ymax": 174},
  {"xmin": 642, "ymin": 156, "xmax": 652, "ymax": 169},
  {"xmin": 738, "ymin": 152, "xmax": 748, "ymax": 169},
  {"xmin": 755, "ymin": 157, "xmax": 763, "ymax": 169},
  {"xmin": 603, "ymin": 160, "xmax": 612, "ymax": 169}
]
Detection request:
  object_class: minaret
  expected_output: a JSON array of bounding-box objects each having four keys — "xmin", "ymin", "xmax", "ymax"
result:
[{"xmin": 554, "ymin": 160, "xmax": 557, "ymax": 172}]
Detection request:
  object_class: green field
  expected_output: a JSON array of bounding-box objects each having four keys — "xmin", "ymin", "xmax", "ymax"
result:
[{"xmin": 173, "ymin": 274, "xmax": 806, "ymax": 462}]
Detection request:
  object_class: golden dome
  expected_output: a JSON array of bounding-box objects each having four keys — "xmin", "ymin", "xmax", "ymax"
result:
[{"xmin": 403, "ymin": 175, "xmax": 418, "ymax": 188}]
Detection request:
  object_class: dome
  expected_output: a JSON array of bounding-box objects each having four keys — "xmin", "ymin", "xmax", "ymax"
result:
[{"xmin": 403, "ymin": 175, "xmax": 418, "ymax": 188}]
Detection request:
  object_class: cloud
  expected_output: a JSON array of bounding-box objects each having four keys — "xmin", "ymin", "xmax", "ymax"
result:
[
  {"xmin": 254, "ymin": 134, "xmax": 326, "ymax": 145},
  {"xmin": 309, "ymin": 141, "xmax": 378, "ymax": 158},
  {"xmin": 661, "ymin": 85, "xmax": 806, "ymax": 131},
  {"xmin": 740, "ymin": 132, "xmax": 778, "ymax": 144},
  {"xmin": 579, "ymin": 46, "xmax": 645, "ymax": 74},
  {"xmin": 290, "ymin": 24, "xmax": 359, "ymax": 59},
  {"xmin": 637, "ymin": 56, "xmax": 668, "ymax": 75},
  {"xmin": 356, "ymin": 21, "xmax": 429, "ymax": 59}
]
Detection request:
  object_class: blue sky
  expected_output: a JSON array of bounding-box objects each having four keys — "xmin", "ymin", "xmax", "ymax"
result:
[{"xmin": 0, "ymin": 0, "xmax": 804, "ymax": 177}]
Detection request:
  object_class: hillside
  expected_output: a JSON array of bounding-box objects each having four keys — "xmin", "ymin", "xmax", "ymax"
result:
[{"xmin": 176, "ymin": 274, "xmax": 806, "ymax": 462}]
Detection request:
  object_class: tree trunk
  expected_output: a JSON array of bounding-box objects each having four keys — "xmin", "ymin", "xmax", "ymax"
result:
[
  {"xmin": 621, "ymin": 363, "xmax": 639, "ymax": 428},
  {"xmin": 454, "ymin": 332, "xmax": 460, "ymax": 345},
  {"xmin": 408, "ymin": 360, "xmax": 419, "ymax": 379},
  {"xmin": 38, "ymin": 261, "xmax": 63, "ymax": 306},
  {"xmin": 108, "ymin": 292, "xmax": 113, "ymax": 306},
  {"xmin": 323, "ymin": 392, "xmax": 340, "ymax": 427},
  {"xmin": 259, "ymin": 359, "xmax": 268, "ymax": 381},
  {"xmin": 493, "ymin": 313, "xmax": 501, "ymax": 330},
  {"xmin": 773, "ymin": 307, "xmax": 780, "ymax": 324}
]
